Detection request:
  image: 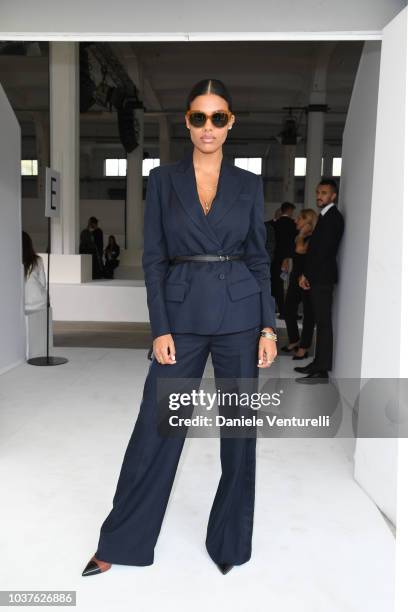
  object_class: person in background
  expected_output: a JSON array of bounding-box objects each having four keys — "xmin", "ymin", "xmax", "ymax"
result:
[
  {"xmin": 264, "ymin": 217, "xmax": 276, "ymax": 270},
  {"xmin": 22, "ymin": 231, "xmax": 47, "ymax": 313},
  {"xmin": 270, "ymin": 202, "xmax": 297, "ymax": 318},
  {"xmin": 79, "ymin": 216, "xmax": 104, "ymax": 279},
  {"xmin": 295, "ymin": 179, "xmax": 344, "ymax": 383},
  {"xmin": 103, "ymin": 235, "xmax": 120, "ymax": 279},
  {"xmin": 281, "ymin": 209, "xmax": 317, "ymax": 359}
]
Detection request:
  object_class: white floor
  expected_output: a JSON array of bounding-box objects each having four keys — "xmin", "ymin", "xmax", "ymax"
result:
[{"xmin": 0, "ymin": 347, "xmax": 395, "ymax": 612}]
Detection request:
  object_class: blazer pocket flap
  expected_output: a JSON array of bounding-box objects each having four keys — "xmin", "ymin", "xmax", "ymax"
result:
[
  {"xmin": 164, "ymin": 281, "xmax": 187, "ymax": 302},
  {"xmin": 227, "ymin": 277, "xmax": 261, "ymax": 301}
]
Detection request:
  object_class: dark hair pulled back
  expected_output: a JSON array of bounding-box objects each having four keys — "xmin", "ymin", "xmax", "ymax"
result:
[{"xmin": 186, "ymin": 79, "xmax": 233, "ymax": 112}]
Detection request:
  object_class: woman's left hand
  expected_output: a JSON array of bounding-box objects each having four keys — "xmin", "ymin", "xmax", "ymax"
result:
[{"xmin": 258, "ymin": 336, "xmax": 277, "ymax": 368}]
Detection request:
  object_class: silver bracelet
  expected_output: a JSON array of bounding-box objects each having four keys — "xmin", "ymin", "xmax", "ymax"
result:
[{"xmin": 260, "ymin": 330, "xmax": 277, "ymax": 341}]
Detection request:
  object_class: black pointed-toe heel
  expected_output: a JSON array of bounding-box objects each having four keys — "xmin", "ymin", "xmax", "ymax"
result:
[
  {"xmin": 82, "ymin": 555, "xmax": 112, "ymax": 576},
  {"xmin": 216, "ymin": 563, "xmax": 234, "ymax": 575}
]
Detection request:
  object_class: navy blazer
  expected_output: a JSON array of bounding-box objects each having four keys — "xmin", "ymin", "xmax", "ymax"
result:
[{"xmin": 142, "ymin": 151, "xmax": 276, "ymax": 339}]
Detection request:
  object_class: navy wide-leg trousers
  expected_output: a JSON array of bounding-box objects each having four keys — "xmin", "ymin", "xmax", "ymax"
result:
[{"xmin": 95, "ymin": 326, "xmax": 260, "ymax": 567}]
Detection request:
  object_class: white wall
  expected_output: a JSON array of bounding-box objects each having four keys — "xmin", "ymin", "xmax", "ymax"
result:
[
  {"xmin": 0, "ymin": 84, "xmax": 25, "ymax": 374},
  {"xmin": 334, "ymin": 41, "xmax": 381, "ymax": 379},
  {"xmin": 353, "ymin": 6, "xmax": 408, "ymax": 526},
  {"xmin": 332, "ymin": 42, "xmax": 399, "ymax": 526},
  {"xmin": 0, "ymin": 0, "xmax": 405, "ymax": 36},
  {"xmin": 334, "ymin": 5, "xmax": 408, "ymax": 525},
  {"xmin": 361, "ymin": 8, "xmax": 408, "ymax": 379}
]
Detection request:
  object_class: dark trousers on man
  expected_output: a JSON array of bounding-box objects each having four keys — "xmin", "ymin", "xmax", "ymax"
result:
[
  {"xmin": 95, "ymin": 327, "xmax": 260, "ymax": 566},
  {"xmin": 92, "ymin": 251, "xmax": 104, "ymax": 279},
  {"xmin": 309, "ymin": 283, "xmax": 334, "ymax": 372},
  {"xmin": 284, "ymin": 274, "xmax": 315, "ymax": 348}
]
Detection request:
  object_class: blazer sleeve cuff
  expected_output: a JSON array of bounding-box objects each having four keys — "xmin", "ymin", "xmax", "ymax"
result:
[{"xmin": 260, "ymin": 284, "xmax": 277, "ymax": 330}]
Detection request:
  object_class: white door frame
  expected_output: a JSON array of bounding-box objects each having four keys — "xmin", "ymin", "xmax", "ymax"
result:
[{"xmin": 0, "ymin": 32, "xmax": 383, "ymax": 41}]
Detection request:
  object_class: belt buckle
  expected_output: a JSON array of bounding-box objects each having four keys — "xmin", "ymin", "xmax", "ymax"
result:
[{"xmin": 219, "ymin": 255, "xmax": 229, "ymax": 261}]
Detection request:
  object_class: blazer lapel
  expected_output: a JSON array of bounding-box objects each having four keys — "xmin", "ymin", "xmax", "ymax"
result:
[{"xmin": 170, "ymin": 151, "xmax": 246, "ymax": 248}]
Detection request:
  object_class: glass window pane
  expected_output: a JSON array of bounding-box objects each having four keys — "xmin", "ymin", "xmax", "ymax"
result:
[
  {"xmin": 247, "ymin": 158, "xmax": 262, "ymax": 175},
  {"xmin": 143, "ymin": 158, "xmax": 160, "ymax": 176},
  {"xmin": 32, "ymin": 160, "xmax": 38, "ymax": 175},
  {"xmin": 234, "ymin": 158, "xmax": 247, "ymax": 171},
  {"xmin": 118, "ymin": 159, "xmax": 127, "ymax": 176},
  {"xmin": 294, "ymin": 157, "xmax": 307, "ymax": 177},
  {"xmin": 332, "ymin": 157, "xmax": 342, "ymax": 176},
  {"xmin": 234, "ymin": 158, "xmax": 262, "ymax": 174},
  {"xmin": 142, "ymin": 158, "xmax": 152, "ymax": 176},
  {"xmin": 105, "ymin": 158, "xmax": 118, "ymax": 176},
  {"xmin": 21, "ymin": 160, "xmax": 32, "ymax": 175}
]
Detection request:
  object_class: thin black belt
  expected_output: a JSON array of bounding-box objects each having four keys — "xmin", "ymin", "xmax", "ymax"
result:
[{"xmin": 170, "ymin": 254, "xmax": 243, "ymax": 263}]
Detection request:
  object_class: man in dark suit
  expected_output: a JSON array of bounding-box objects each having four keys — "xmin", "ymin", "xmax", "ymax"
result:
[
  {"xmin": 270, "ymin": 202, "xmax": 297, "ymax": 317},
  {"xmin": 295, "ymin": 179, "xmax": 344, "ymax": 384}
]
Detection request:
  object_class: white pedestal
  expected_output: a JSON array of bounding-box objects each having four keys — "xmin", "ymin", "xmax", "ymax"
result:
[{"xmin": 39, "ymin": 253, "xmax": 92, "ymax": 284}]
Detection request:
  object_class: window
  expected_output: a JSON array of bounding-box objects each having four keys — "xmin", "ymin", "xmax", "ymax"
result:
[
  {"xmin": 332, "ymin": 157, "xmax": 342, "ymax": 176},
  {"xmin": 234, "ymin": 157, "xmax": 262, "ymax": 175},
  {"xmin": 143, "ymin": 158, "xmax": 160, "ymax": 176},
  {"xmin": 104, "ymin": 158, "xmax": 127, "ymax": 177},
  {"xmin": 104, "ymin": 157, "xmax": 160, "ymax": 177},
  {"xmin": 21, "ymin": 160, "xmax": 38, "ymax": 176},
  {"xmin": 294, "ymin": 157, "xmax": 307, "ymax": 177},
  {"xmin": 294, "ymin": 157, "xmax": 325, "ymax": 177}
]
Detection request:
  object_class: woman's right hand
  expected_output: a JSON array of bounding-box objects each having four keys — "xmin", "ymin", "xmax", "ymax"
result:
[{"xmin": 153, "ymin": 334, "xmax": 177, "ymax": 364}]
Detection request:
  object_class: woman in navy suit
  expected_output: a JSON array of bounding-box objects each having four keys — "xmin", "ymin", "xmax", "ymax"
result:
[{"xmin": 82, "ymin": 79, "xmax": 277, "ymax": 577}]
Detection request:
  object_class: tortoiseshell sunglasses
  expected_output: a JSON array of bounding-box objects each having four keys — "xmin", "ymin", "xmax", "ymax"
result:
[{"xmin": 186, "ymin": 110, "xmax": 233, "ymax": 128}]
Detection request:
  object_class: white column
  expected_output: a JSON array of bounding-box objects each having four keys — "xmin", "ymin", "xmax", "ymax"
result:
[
  {"xmin": 125, "ymin": 107, "xmax": 144, "ymax": 263},
  {"xmin": 304, "ymin": 102, "xmax": 327, "ymax": 209},
  {"xmin": 303, "ymin": 46, "xmax": 335, "ymax": 210},
  {"xmin": 49, "ymin": 42, "xmax": 79, "ymax": 254},
  {"xmin": 282, "ymin": 144, "xmax": 296, "ymax": 204}
]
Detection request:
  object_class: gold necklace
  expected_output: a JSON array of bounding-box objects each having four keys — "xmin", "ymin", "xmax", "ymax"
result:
[{"xmin": 194, "ymin": 160, "xmax": 221, "ymax": 214}]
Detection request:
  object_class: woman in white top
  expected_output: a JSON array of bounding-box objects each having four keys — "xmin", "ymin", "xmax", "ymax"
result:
[{"xmin": 22, "ymin": 231, "xmax": 47, "ymax": 313}]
